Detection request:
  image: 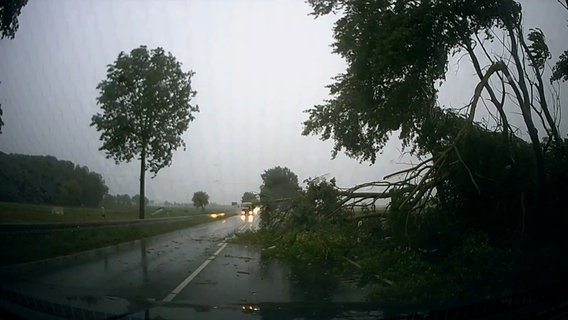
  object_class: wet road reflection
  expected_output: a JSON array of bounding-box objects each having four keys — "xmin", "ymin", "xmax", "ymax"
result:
[
  {"xmin": 0, "ymin": 215, "xmax": 251, "ymax": 315},
  {"xmin": 171, "ymin": 243, "xmax": 368, "ymax": 306},
  {"xmin": 0, "ymin": 214, "xmax": 370, "ymax": 319}
]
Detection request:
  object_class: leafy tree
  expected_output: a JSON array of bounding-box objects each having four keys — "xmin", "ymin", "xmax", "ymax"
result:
[
  {"xmin": 116, "ymin": 194, "xmax": 132, "ymax": 207},
  {"xmin": 287, "ymin": 177, "xmax": 344, "ymax": 230},
  {"xmin": 91, "ymin": 45, "xmax": 198, "ymax": 219},
  {"xmin": 101, "ymin": 194, "xmax": 117, "ymax": 207},
  {"xmin": 259, "ymin": 166, "xmax": 301, "ymax": 229},
  {"xmin": 241, "ymin": 191, "xmax": 259, "ymax": 204},
  {"xmin": 552, "ymin": 51, "xmax": 568, "ymax": 82},
  {"xmin": 132, "ymin": 194, "xmax": 149, "ymax": 207},
  {"xmin": 551, "ymin": 1, "xmax": 568, "ymax": 82},
  {"xmin": 192, "ymin": 191, "xmax": 209, "ymax": 210},
  {"xmin": 57, "ymin": 179, "xmax": 82, "ymax": 206},
  {"xmin": 0, "ymin": 0, "xmax": 27, "ymax": 39},
  {"xmin": 82, "ymin": 171, "xmax": 108, "ymax": 206},
  {"xmin": 0, "ymin": 153, "xmax": 108, "ymax": 206},
  {"xmin": 303, "ymin": 0, "xmax": 564, "ymax": 243},
  {"xmin": 0, "ymin": 0, "xmax": 29, "ymax": 133}
]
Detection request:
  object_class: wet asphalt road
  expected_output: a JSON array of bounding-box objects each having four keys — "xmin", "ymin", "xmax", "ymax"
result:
[{"xmin": 0, "ymin": 214, "xmax": 371, "ymax": 319}]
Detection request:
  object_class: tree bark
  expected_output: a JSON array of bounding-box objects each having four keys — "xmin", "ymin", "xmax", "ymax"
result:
[
  {"xmin": 464, "ymin": 42, "xmax": 511, "ymax": 138},
  {"xmin": 139, "ymin": 145, "xmax": 146, "ymax": 220},
  {"xmin": 506, "ymin": 27, "xmax": 546, "ymax": 193},
  {"xmin": 517, "ymin": 27, "xmax": 561, "ymax": 142}
]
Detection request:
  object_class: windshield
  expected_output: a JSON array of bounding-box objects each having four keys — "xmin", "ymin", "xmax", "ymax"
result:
[{"xmin": 1, "ymin": 1, "xmax": 568, "ymax": 319}]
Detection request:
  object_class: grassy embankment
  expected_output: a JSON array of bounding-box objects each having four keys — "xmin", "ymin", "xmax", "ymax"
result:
[
  {"xmin": 234, "ymin": 211, "xmax": 568, "ymax": 312},
  {"xmin": 0, "ymin": 201, "xmax": 236, "ymax": 265}
]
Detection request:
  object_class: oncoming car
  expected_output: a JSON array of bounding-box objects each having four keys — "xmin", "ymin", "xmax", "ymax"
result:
[{"xmin": 240, "ymin": 202, "xmax": 254, "ymax": 215}]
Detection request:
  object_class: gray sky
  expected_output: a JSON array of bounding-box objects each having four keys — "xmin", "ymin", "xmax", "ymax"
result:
[{"xmin": 0, "ymin": 0, "xmax": 566, "ymax": 204}]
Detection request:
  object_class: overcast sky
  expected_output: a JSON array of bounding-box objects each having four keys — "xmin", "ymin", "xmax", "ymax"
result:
[{"xmin": 0, "ymin": 1, "xmax": 566, "ymax": 204}]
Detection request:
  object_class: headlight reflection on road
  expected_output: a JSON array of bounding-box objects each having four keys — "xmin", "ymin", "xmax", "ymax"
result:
[
  {"xmin": 242, "ymin": 305, "xmax": 260, "ymax": 313},
  {"xmin": 209, "ymin": 212, "xmax": 225, "ymax": 219},
  {"xmin": 239, "ymin": 214, "xmax": 254, "ymax": 223}
]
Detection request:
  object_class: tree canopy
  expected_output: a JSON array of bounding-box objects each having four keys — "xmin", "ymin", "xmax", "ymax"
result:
[
  {"xmin": 551, "ymin": 2, "xmax": 568, "ymax": 82},
  {"xmin": 192, "ymin": 191, "xmax": 209, "ymax": 210},
  {"xmin": 259, "ymin": 166, "xmax": 302, "ymax": 229},
  {"xmin": 0, "ymin": 152, "xmax": 108, "ymax": 207},
  {"xmin": 0, "ymin": 0, "xmax": 27, "ymax": 39},
  {"xmin": 241, "ymin": 192, "xmax": 259, "ymax": 204},
  {"xmin": 303, "ymin": 0, "xmax": 565, "ymax": 244},
  {"xmin": 91, "ymin": 45, "xmax": 198, "ymax": 219},
  {"xmin": 303, "ymin": 0, "xmax": 561, "ymax": 160},
  {"xmin": 0, "ymin": 1, "xmax": 28, "ymax": 134},
  {"xmin": 101, "ymin": 194, "xmax": 133, "ymax": 208},
  {"xmin": 131, "ymin": 194, "xmax": 149, "ymax": 207},
  {"xmin": 259, "ymin": 167, "xmax": 301, "ymax": 204}
]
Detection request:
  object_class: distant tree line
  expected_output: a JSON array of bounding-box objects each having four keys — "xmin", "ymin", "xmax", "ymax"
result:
[
  {"xmin": 0, "ymin": 152, "xmax": 108, "ymax": 207},
  {"xmin": 101, "ymin": 194, "xmax": 149, "ymax": 208}
]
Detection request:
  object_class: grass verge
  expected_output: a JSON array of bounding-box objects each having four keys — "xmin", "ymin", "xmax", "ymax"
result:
[
  {"xmin": 0, "ymin": 215, "xmax": 225, "ymax": 266},
  {"xmin": 0, "ymin": 201, "xmax": 237, "ymax": 223},
  {"xmin": 234, "ymin": 222, "xmax": 568, "ymax": 311}
]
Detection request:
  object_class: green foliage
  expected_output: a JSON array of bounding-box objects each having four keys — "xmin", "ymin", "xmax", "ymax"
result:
[
  {"xmin": 254, "ymin": 224, "xmax": 353, "ymax": 266},
  {"xmin": 0, "ymin": 0, "xmax": 27, "ymax": 39},
  {"xmin": 101, "ymin": 194, "xmax": 132, "ymax": 207},
  {"xmin": 260, "ymin": 166, "xmax": 301, "ymax": 203},
  {"xmin": 437, "ymin": 130, "xmax": 537, "ymax": 239},
  {"xmin": 303, "ymin": 0, "xmax": 565, "ymax": 248},
  {"xmin": 303, "ymin": 0, "xmax": 522, "ymax": 162},
  {"xmin": 384, "ymin": 106, "xmax": 540, "ymax": 244},
  {"xmin": 57, "ymin": 179, "xmax": 82, "ymax": 207},
  {"xmin": 259, "ymin": 166, "xmax": 301, "ymax": 229},
  {"xmin": 91, "ymin": 45, "xmax": 198, "ymax": 219},
  {"xmin": 551, "ymin": 50, "xmax": 568, "ymax": 82},
  {"xmin": 246, "ymin": 0, "xmax": 568, "ymax": 298},
  {"xmin": 0, "ymin": 152, "xmax": 108, "ymax": 207},
  {"xmin": 0, "ymin": 216, "xmax": 216, "ymax": 266},
  {"xmin": 542, "ymin": 139, "xmax": 568, "ymax": 237},
  {"xmin": 526, "ymin": 28, "xmax": 551, "ymax": 71},
  {"xmin": 91, "ymin": 45, "xmax": 198, "ymax": 175},
  {"xmin": 192, "ymin": 191, "xmax": 209, "ymax": 210},
  {"xmin": 131, "ymin": 194, "xmax": 149, "ymax": 206},
  {"xmin": 241, "ymin": 192, "xmax": 259, "ymax": 205},
  {"xmin": 286, "ymin": 177, "xmax": 345, "ymax": 229}
]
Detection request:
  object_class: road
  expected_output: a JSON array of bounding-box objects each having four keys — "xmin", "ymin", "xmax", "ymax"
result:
[{"xmin": 0, "ymin": 214, "xmax": 371, "ymax": 320}]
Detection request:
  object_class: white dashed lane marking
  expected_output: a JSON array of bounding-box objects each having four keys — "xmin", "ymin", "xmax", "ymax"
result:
[{"xmin": 162, "ymin": 223, "xmax": 249, "ymax": 303}]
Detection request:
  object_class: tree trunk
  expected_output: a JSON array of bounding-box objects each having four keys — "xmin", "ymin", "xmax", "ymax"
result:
[
  {"xmin": 139, "ymin": 145, "xmax": 146, "ymax": 220},
  {"xmin": 506, "ymin": 27, "xmax": 546, "ymax": 193},
  {"xmin": 464, "ymin": 43, "xmax": 511, "ymax": 138},
  {"xmin": 517, "ymin": 27, "xmax": 561, "ymax": 142}
]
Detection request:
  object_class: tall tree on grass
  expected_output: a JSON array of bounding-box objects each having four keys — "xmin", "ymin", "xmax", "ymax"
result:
[{"xmin": 91, "ymin": 45, "xmax": 198, "ymax": 219}]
